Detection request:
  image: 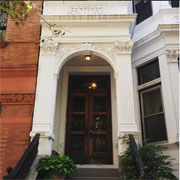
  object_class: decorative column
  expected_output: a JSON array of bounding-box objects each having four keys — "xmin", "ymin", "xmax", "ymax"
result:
[
  {"xmin": 166, "ymin": 49, "xmax": 179, "ymax": 126},
  {"xmin": 166, "ymin": 49, "xmax": 179, "ymax": 142},
  {"xmin": 114, "ymin": 40, "xmax": 140, "ymax": 155},
  {"xmin": 158, "ymin": 49, "xmax": 178, "ymax": 143},
  {"xmin": 30, "ymin": 41, "xmax": 59, "ymax": 155}
]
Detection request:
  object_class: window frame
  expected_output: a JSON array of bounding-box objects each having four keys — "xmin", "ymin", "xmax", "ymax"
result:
[
  {"xmin": 137, "ymin": 59, "xmax": 168, "ymax": 144},
  {"xmin": 139, "ymin": 85, "xmax": 168, "ymax": 144}
]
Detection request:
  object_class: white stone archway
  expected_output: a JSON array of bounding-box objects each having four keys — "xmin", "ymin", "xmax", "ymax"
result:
[
  {"xmin": 52, "ymin": 47, "xmax": 119, "ymax": 167},
  {"xmin": 30, "ymin": 40, "xmax": 140, "ymax": 168}
]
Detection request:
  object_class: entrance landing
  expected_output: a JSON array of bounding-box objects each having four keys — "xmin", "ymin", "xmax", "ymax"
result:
[{"xmin": 68, "ymin": 168, "xmax": 120, "ymax": 179}]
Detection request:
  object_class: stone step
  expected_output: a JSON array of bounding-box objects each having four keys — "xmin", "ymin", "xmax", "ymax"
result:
[{"xmin": 67, "ymin": 168, "xmax": 120, "ymax": 179}]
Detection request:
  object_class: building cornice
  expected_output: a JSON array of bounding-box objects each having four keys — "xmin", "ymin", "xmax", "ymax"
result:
[
  {"xmin": 133, "ymin": 24, "xmax": 179, "ymax": 50},
  {"xmin": 41, "ymin": 14, "xmax": 137, "ymax": 25}
]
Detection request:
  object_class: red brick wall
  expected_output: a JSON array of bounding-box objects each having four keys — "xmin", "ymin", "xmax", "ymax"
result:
[{"xmin": 0, "ymin": 2, "xmax": 42, "ymax": 179}]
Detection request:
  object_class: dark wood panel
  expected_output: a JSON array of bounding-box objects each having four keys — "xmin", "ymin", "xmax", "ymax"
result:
[{"xmin": 65, "ymin": 75, "xmax": 112, "ymax": 164}]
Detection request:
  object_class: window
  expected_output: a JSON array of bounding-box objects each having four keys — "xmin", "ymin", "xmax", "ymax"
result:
[
  {"xmin": 0, "ymin": 12, "xmax": 8, "ymax": 42},
  {"xmin": 169, "ymin": 0, "xmax": 179, "ymax": 7},
  {"xmin": 133, "ymin": 0, "xmax": 153, "ymax": 24},
  {"xmin": 138, "ymin": 60, "xmax": 160, "ymax": 85},
  {"xmin": 137, "ymin": 59, "xmax": 167, "ymax": 143}
]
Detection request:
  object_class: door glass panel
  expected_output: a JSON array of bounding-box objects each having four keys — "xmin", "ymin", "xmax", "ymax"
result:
[
  {"xmin": 94, "ymin": 115, "xmax": 106, "ymax": 131},
  {"xmin": 93, "ymin": 97, "xmax": 106, "ymax": 112},
  {"xmin": 143, "ymin": 88, "xmax": 162, "ymax": 116},
  {"xmin": 72, "ymin": 115, "xmax": 84, "ymax": 131},
  {"xmin": 93, "ymin": 135, "xmax": 106, "ymax": 152},
  {"xmin": 72, "ymin": 96, "xmax": 85, "ymax": 112},
  {"xmin": 70, "ymin": 76, "xmax": 109, "ymax": 90},
  {"xmin": 71, "ymin": 135, "xmax": 84, "ymax": 151}
]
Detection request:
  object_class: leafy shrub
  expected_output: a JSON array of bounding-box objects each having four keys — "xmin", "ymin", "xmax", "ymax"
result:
[
  {"xmin": 120, "ymin": 137, "xmax": 178, "ymax": 180},
  {"xmin": 36, "ymin": 154, "xmax": 76, "ymax": 178}
]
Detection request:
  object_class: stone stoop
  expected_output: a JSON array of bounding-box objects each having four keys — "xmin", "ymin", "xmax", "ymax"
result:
[{"xmin": 66, "ymin": 168, "xmax": 120, "ymax": 180}]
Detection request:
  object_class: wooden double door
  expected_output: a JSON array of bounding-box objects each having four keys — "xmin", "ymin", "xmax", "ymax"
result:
[{"xmin": 65, "ymin": 75, "xmax": 113, "ymax": 164}]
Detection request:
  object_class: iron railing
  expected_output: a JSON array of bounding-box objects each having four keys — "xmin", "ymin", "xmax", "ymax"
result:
[
  {"xmin": 128, "ymin": 134, "xmax": 145, "ymax": 178},
  {"xmin": 3, "ymin": 134, "xmax": 40, "ymax": 179}
]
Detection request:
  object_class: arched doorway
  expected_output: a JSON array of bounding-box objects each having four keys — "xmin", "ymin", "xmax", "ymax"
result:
[{"xmin": 53, "ymin": 53, "xmax": 118, "ymax": 167}]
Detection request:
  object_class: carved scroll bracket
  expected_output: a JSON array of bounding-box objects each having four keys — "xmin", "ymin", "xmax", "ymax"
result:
[
  {"xmin": 40, "ymin": 41, "xmax": 59, "ymax": 55},
  {"xmin": 166, "ymin": 49, "xmax": 179, "ymax": 63},
  {"xmin": 115, "ymin": 40, "xmax": 133, "ymax": 54}
]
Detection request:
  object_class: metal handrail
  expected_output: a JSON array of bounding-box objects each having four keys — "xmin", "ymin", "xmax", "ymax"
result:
[
  {"xmin": 128, "ymin": 134, "xmax": 145, "ymax": 178},
  {"xmin": 3, "ymin": 134, "xmax": 40, "ymax": 179}
]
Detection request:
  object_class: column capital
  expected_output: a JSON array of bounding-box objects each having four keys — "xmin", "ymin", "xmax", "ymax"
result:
[
  {"xmin": 165, "ymin": 49, "xmax": 179, "ymax": 63},
  {"xmin": 40, "ymin": 41, "xmax": 58, "ymax": 55},
  {"xmin": 114, "ymin": 40, "xmax": 133, "ymax": 55}
]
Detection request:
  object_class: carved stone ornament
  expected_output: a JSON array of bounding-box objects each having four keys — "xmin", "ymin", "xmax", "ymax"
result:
[
  {"xmin": 69, "ymin": 6, "xmax": 105, "ymax": 15},
  {"xmin": 92, "ymin": 43, "xmax": 116, "ymax": 60},
  {"xmin": 166, "ymin": 49, "xmax": 179, "ymax": 62},
  {"xmin": 82, "ymin": 42, "xmax": 92, "ymax": 49},
  {"xmin": 115, "ymin": 40, "xmax": 133, "ymax": 54},
  {"xmin": 56, "ymin": 43, "xmax": 82, "ymax": 60},
  {"xmin": 56, "ymin": 42, "xmax": 116, "ymax": 63},
  {"xmin": 40, "ymin": 41, "xmax": 58, "ymax": 54},
  {"xmin": 0, "ymin": 94, "xmax": 34, "ymax": 104},
  {"xmin": 56, "ymin": 41, "xmax": 133, "ymax": 64}
]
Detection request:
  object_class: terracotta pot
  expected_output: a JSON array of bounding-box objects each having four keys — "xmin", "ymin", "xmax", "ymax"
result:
[
  {"xmin": 47, "ymin": 171, "xmax": 65, "ymax": 180},
  {"xmin": 0, "ymin": 40, "xmax": 7, "ymax": 48},
  {"xmin": 37, "ymin": 171, "xmax": 65, "ymax": 180}
]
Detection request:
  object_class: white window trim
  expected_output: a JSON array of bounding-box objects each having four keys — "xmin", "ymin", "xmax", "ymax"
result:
[
  {"xmin": 139, "ymin": 84, "xmax": 168, "ymax": 144},
  {"xmin": 137, "ymin": 78, "xmax": 161, "ymax": 90}
]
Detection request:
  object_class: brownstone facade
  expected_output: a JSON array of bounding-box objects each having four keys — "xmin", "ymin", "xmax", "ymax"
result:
[{"xmin": 0, "ymin": 2, "xmax": 42, "ymax": 178}]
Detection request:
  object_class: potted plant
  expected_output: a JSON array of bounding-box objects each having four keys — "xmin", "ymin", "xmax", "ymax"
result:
[
  {"xmin": 36, "ymin": 153, "xmax": 76, "ymax": 180},
  {"xmin": 120, "ymin": 137, "xmax": 178, "ymax": 180}
]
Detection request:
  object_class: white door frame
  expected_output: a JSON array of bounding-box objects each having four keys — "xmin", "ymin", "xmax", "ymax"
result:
[{"xmin": 54, "ymin": 65, "xmax": 119, "ymax": 169}]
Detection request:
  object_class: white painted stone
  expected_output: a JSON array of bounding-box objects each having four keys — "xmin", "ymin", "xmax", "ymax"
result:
[{"xmin": 31, "ymin": 1, "xmax": 179, "ymax": 174}]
